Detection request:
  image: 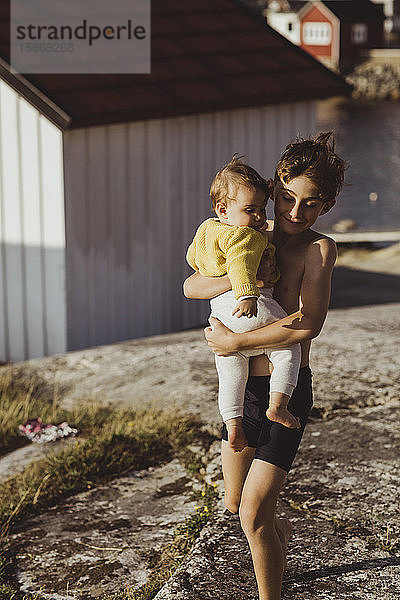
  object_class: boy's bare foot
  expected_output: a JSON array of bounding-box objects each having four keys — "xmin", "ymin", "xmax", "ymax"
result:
[
  {"xmin": 275, "ymin": 517, "xmax": 293, "ymax": 571},
  {"xmin": 266, "ymin": 406, "xmax": 301, "ymax": 429},
  {"xmin": 226, "ymin": 418, "xmax": 248, "ymax": 452}
]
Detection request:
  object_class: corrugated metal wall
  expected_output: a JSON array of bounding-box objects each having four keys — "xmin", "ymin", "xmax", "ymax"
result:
[
  {"xmin": 64, "ymin": 101, "xmax": 316, "ymax": 351},
  {"xmin": 0, "ymin": 79, "xmax": 66, "ymax": 362}
]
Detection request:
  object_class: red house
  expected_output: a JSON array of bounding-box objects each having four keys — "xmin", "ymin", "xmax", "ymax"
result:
[{"xmin": 297, "ymin": 1, "xmax": 385, "ymax": 71}]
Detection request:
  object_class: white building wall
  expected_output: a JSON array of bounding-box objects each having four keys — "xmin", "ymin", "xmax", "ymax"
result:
[
  {"xmin": 267, "ymin": 12, "xmax": 301, "ymax": 45},
  {"xmin": 0, "ymin": 79, "xmax": 66, "ymax": 361},
  {"xmin": 64, "ymin": 101, "xmax": 316, "ymax": 351}
]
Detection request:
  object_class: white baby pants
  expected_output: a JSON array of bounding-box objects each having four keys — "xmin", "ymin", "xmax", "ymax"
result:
[{"xmin": 210, "ymin": 288, "xmax": 301, "ymax": 422}]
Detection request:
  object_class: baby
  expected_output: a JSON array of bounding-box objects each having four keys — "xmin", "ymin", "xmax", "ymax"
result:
[{"xmin": 186, "ymin": 156, "xmax": 301, "ymax": 452}]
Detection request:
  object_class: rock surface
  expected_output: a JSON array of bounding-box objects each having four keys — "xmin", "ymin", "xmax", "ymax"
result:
[
  {"xmin": 2, "ymin": 303, "xmax": 398, "ymax": 424},
  {"xmin": 155, "ymin": 402, "xmax": 400, "ymax": 600},
  {"xmin": 1, "ymin": 248, "xmax": 399, "ymax": 599},
  {"xmin": 1, "ymin": 330, "xmax": 219, "ymax": 427},
  {"xmin": 9, "ymin": 459, "xmax": 200, "ymax": 600}
]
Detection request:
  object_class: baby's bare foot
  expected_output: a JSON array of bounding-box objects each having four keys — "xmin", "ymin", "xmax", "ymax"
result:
[
  {"xmin": 226, "ymin": 418, "xmax": 248, "ymax": 452},
  {"xmin": 266, "ymin": 406, "xmax": 301, "ymax": 429},
  {"xmin": 275, "ymin": 517, "xmax": 293, "ymax": 571}
]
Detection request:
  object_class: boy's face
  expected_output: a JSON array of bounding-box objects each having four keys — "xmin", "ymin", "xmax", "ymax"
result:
[
  {"xmin": 215, "ymin": 185, "xmax": 267, "ymax": 230},
  {"xmin": 273, "ymin": 176, "xmax": 335, "ymax": 235}
]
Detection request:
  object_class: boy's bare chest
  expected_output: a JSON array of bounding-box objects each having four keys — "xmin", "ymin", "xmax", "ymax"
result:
[{"xmin": 274, "ymin": 249, "xmax": 305, "ymax": 313}]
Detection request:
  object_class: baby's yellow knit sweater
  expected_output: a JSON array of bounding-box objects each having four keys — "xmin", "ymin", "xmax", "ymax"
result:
[{"xmin": 186, "ymin": 218, "xmax": 277, "ymax": 299}]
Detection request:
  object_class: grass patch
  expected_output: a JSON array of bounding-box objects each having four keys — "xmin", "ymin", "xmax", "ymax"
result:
[
  {"xmin": 0, "ymin": 368, "xmax": 219, "ymax": 599},
  {"xmin": 0, "ymin": 366, "xmax": 115, "ymax": 458},
  {"xmin": 0, "ymin": 407, "xmax": 208, "ymax": 532}
]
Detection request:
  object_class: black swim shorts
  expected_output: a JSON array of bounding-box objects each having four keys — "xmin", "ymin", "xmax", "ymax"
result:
[{"xmin": 221, "ymin": 366, "xmax": 313, "ymax": 473}]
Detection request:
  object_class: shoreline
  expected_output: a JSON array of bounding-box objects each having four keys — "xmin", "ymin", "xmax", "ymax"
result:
[{"xmin": 335, "ymin": 241, "xmax": 400, "ymax": 275}]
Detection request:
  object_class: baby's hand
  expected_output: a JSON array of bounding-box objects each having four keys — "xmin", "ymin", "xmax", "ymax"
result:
[{"xmin": 232, "ymin": 298, "xmax": 258, "ymax": 318}]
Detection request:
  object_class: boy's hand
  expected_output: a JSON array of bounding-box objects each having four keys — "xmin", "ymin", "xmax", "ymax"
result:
[
  {"xmin": 205, "ymin": 317, "xmax": 238, "ymax": 355},
  {"xmin": 232, "ymin": 297, "xmax": 258, "ymax": 318}
]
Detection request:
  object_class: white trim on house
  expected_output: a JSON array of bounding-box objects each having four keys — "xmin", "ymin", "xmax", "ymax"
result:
[
  {"xmin": 0, "ymin": 78, "xmax": 67, "ymax": 361},
  {"xmin": 297, "ymin": 0, "xmax": 335, "ymax": 22},
  {"xmin": 351, "ymin": 23, "xmax": 368, "ymax": 44},
  {"xmin": 303, "ymin": 21, "xmax": 332, "ymax": 45},
  {"xmin": 0, "ymin": 58, "xmax": 71, "ymax": 130}
]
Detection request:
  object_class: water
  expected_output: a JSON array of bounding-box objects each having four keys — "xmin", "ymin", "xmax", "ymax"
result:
[{"xmin": 315, "ymin": 97, "xmax": 400, "ymax": 232}]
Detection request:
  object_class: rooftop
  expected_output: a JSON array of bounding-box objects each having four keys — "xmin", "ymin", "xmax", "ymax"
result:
[
  {"xmin": 0, "ymin": 0, "xmax": 350, "ymax": 129},
  {"xmin": 289, "ymin": 0, "xmax": 385, "ymax": 19},
  {"xmin": 323, "ymin": 0, "xmax": 385, "ymax": 20}
]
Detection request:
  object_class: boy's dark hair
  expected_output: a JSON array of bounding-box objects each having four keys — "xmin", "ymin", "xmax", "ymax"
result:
[
  {"xmin": 275, "ymin": 132, "xmax": 346, "ymax": 202},
  {"xmin": 210, "ymin": 154, "xmax": 269, "ymax": 209}
]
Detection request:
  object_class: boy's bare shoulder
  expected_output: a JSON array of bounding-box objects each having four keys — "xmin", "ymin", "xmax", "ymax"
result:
[{"xmin": 305, "ymin": 231, "xmax": 337, "ymax": 267}]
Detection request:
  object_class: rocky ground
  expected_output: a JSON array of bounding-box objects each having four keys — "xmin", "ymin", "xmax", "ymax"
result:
[
  {"xmin": 10, "ymin": 459, "xmax": 201, "ymax": 599},
  {"xmin": 0, "ymin": 244, "xmax": 399, "ymax": 599},
  {"xmin": 155, "ymin": 400, "xmax": 400, "ymax": 600}
]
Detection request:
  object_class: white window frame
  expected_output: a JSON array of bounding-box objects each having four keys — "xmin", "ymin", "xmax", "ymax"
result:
[
  {"xmin": 351, "ymin": 23, "xmax": 368, "ymax": 44},
  {"xmin": 303, "ymin": 21, "xmax": 332, "ymax": 46}
]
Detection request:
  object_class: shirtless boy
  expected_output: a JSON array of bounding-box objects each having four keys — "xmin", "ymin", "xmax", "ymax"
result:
[{"xmin": 183, "ymin": 132, "xmax": 346, "ymax": 600}]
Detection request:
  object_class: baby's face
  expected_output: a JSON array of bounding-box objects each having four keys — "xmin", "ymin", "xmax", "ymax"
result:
[{"xmin": 218, "ymin": 185, "xmax": 267, "ymax": 230}]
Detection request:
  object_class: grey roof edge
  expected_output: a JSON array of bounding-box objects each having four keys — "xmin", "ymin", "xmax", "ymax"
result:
[{"xmin": 0, "ymin": 58, "xmax": 71, "ymax": 130}]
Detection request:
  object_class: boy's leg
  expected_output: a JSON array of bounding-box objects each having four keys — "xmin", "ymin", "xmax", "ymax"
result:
[
  {"xmin": 231, "ymin": 366, "xmax": 312, "ymax": 599},
  {"xmin": 265, "ymin": 345, "xmax": 301, "ymax": 429},
  {"xmin": 215, "ymin": 353, "xmax": 250, "ymax": 452},
  {"xmin": 239, "ymin": 459, "xmax": 288, "ymax": 600},
  {"xmin": 221, "ymin": 440, "xmax": 255, "ymax": 513}
]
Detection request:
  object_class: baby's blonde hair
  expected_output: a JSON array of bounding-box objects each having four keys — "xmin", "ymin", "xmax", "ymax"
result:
[{"xmin": 210, "ymin": 154, "xmax": 269, "ymax": 210}]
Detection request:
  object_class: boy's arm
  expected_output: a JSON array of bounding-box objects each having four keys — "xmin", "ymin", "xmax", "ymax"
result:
[
  {"xmin": 183, "ymin": 271, "xmax": 231, "ymax": 299},
  {"xmin": 205, "ymin": 237, "xmax": 337, "ymax": 354}
]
